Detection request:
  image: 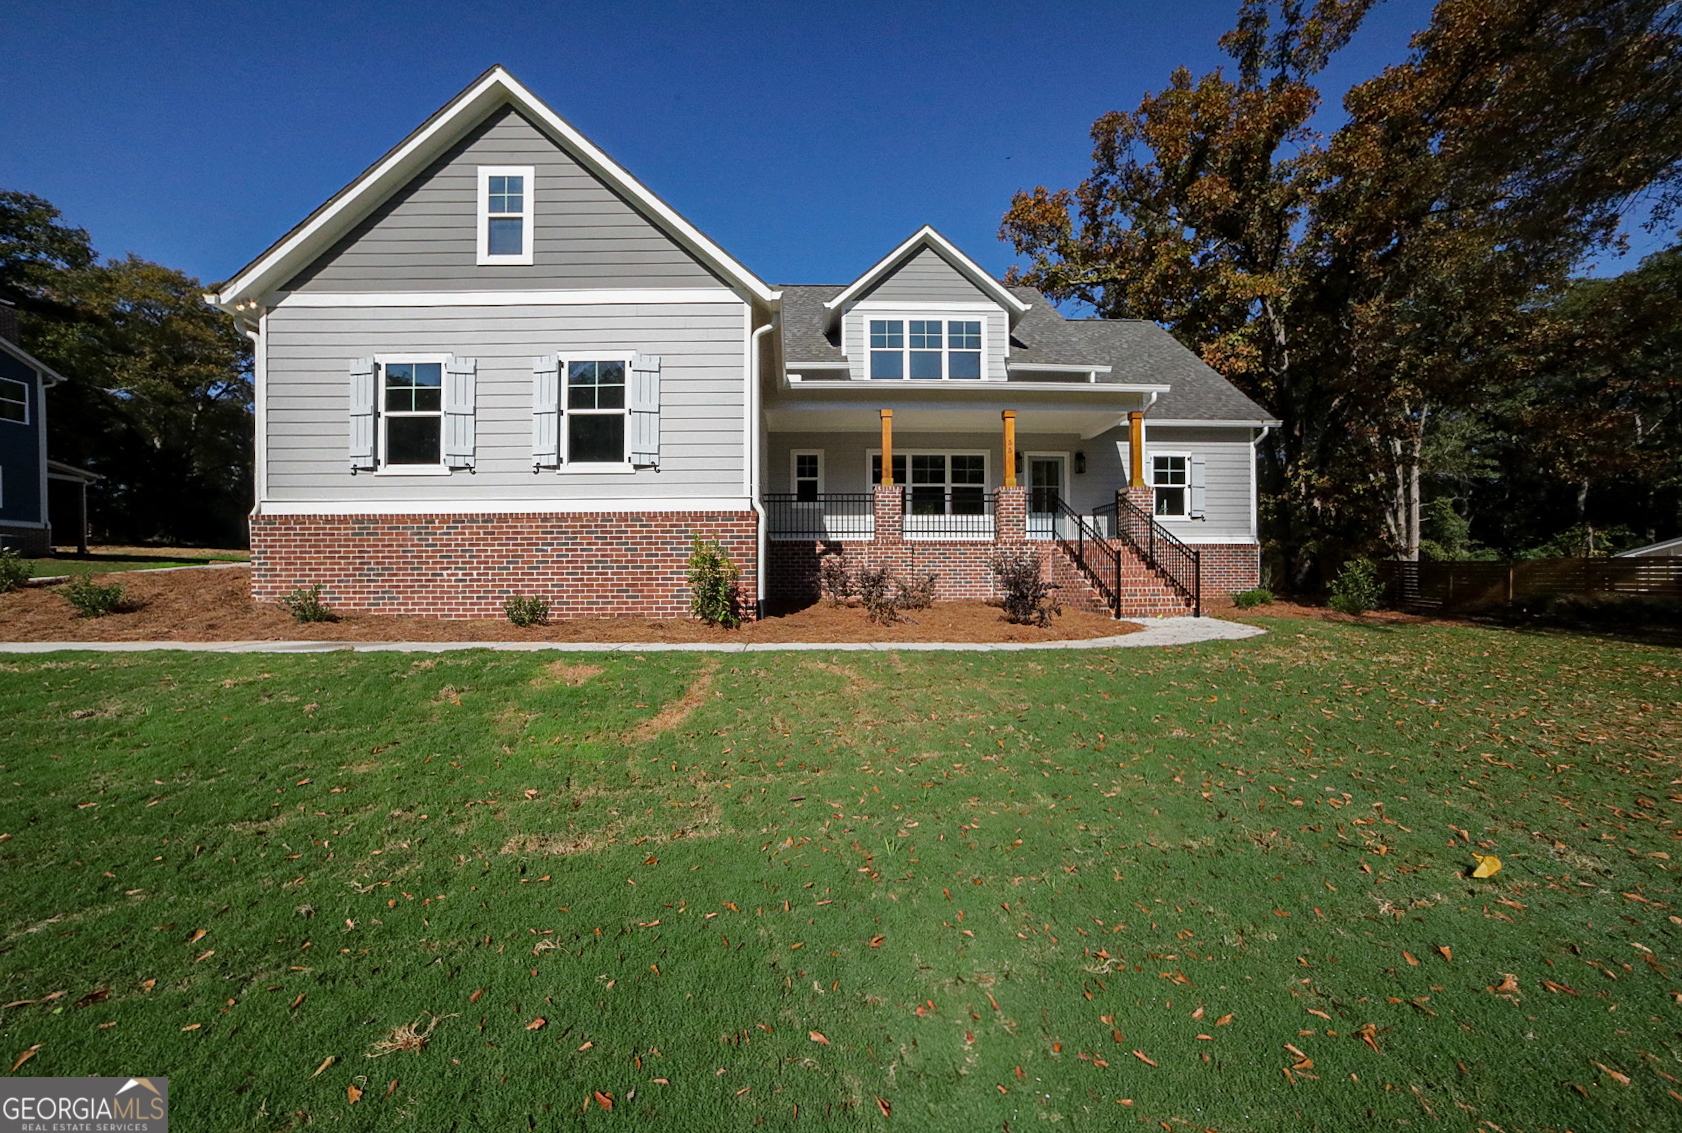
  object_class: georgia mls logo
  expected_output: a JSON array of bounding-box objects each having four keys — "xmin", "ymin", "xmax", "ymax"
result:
[{"xmin": 1, "ymin": 1076, "xmax": 168, "ymax": 1132}]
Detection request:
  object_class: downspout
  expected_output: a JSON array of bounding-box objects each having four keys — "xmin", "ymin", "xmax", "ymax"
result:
[
  {"xmin": 241, "ymin": 309, "xmax": 265, "ymax": 522},
  {"xmin": 749, "ymin": 318, "xmax": 776, "ymax": 619}
]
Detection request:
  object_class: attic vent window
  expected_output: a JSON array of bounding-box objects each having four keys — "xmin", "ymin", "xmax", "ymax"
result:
[
  {"xmin": 477, "ymin": 166, "xmax": 535, "ymax": 265},
  {"xmin": 868, "ymin": 319, "xmax": 983, "ymax": 380}
]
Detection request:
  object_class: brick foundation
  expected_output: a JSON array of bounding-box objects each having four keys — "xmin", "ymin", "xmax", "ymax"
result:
[
  {"xmin": 250, "ymin": 511, "xmax": 758, "ymax": 619},
  {"xmin": 1188, "ymin": 543, "xmax": 1262, "ymax": 598}
]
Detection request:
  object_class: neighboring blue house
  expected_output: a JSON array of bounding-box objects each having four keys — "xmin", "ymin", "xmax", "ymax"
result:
[{"xmin": 0, "ymin": 308, "xmax": 63, "ymax": 555}]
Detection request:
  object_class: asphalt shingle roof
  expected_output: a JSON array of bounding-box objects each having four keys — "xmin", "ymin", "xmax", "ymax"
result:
[{"xmin": 776, "ymin": 283, "xmax": 1275, "ymax": 423}]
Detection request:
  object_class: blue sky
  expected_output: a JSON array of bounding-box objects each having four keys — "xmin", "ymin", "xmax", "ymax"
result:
[{"xmin": 2, "ymin": 0, "xmax": 1664, "ymax": 289}]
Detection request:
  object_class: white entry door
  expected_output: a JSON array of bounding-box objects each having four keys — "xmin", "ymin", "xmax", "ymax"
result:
[{"xmin": 1027, "ymin": 455, "xmax": 1066, "ymax": 539}]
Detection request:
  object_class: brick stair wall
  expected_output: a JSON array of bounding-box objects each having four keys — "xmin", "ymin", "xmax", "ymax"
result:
[{"xmin": 1050, "ymin": 539, "xmax": 1195, "ymax": 618}]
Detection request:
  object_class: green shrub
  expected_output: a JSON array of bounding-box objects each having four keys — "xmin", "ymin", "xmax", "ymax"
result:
[
  {"xmin": 0, "ymin": 548, "xmax": 33, "ymax": 594},
  {"xmin": 687, "ymin": 535, "xmax": 742, "ymax": 628},
  {"xmin": 63, "ymin": 576, "xmax": 125, "ymax": 618},
  {"xmin": 1327, "ymin": 558, "xmax": 1384, "ymax": 616},
  {"xmin": 281, "ymin": 583, "xmax": 336, "ymax": 623},
  {"xmin": 503, "ymin": 594, "xmax": 550, "ymax": 627},
  {"xmin": 1232, "ymin": 587, "xmax": 1275, "ymax": 609},
  {"xmin": 990, "ymin": 547, "xmax": 1059, "ymax": 627}
]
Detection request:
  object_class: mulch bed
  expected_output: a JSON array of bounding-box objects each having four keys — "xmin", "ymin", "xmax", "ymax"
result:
[{"xmin": 0, "ymin": 566, "xmax": 1139, "ymax": 645}]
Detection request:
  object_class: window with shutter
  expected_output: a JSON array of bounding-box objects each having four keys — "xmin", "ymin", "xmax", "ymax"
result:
[
  {"xmin": 348, "ymin": 357, "xmax": 376, "ymax": 471},
  {"xmin": 443, "ymin": 357, "xmax": 477, "ymax": 469},
  {"xmin": 628, "ymin": 354, "xmax": 661, "ymax": 468},
  {"xmin": 531, "ymin": 355, "xmax": 560, "ymax": 469}
]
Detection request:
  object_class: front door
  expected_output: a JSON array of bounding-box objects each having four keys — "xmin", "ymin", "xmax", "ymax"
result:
[{"xmin": 1027, "ymin": 455, "xmax": 1065, "ymax": 539}]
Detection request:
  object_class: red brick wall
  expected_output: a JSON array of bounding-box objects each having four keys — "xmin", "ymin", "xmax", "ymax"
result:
[
  {"xmin": 250, "ymin": 511, "xmax": 758, "ymax": 619},
  {"xmin": 1188, "ymin": 543, "xmax": 1262, "ymax": 598},
  {"xmin": 0, "ymin": 523, "xmax": 51, "ymax": 556}
]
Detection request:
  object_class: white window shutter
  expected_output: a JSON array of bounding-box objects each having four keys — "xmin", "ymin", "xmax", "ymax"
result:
[
  {"xmin": 1189, "ymin": 453, "xmax": 1207, "ymax": 519},
  {"xmin": 531, "ymin": 355, "xmax": 560, "ymax": 469},
  {"xmin": 444, "ymin": 356, "xmax": 477, "ymax": 470},
  {"xmin": 348, "ymin": 357, "xmax": 376, "ymax": 471},
  {"xmin": 629, "ymin": 353, "xmax": 661, "ymax": 468}
]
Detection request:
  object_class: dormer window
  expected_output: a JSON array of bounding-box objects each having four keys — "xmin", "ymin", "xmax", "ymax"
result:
[
  {"xmin": 869, "ymin": 318, "xmax": 983, "ymax": 379},
  {"xmin": 477, "ymin": 166, "xmax": 534, "ymax": 265}
]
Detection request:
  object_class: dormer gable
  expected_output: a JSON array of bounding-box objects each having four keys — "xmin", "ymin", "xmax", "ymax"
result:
[{"xmin": 822, "ymin": 226, "xmax": 1030, "ymax": 333}]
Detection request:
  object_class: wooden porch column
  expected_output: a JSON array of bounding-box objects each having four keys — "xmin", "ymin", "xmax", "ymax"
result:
[
  {"xmin": 1128, "ymin": 411, "xmax": 1146, "ymax": 487},
  {"xmin": 1002, "ymin": 410, "xmax": 1017, "ymax": 487},
  {"xmin": 879, "ymin": 409, "xmax": 894, "ymax": 485}
]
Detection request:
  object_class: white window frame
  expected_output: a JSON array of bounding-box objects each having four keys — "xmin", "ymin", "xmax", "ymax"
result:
[
  {"xmin": 790, "ymin": 449, "xmax": 825, "ymax": 499},
  {"xmin": 477, "ymin": 165, "xmax": 535, "ymax": 266},
  {"xmin": 0, "ymin": 375, "xmax": 27, "ymax": 425},
  {"xmin": 1151, "ymin": 451, "xmax": 1192, "ymax": 520},
  {"xmin": 865, "ymin": 449, "xmax": 990, "ymax": 503},
  {"xmin": 864, "ymin": 314, "xmax": 987, "ymax": 381},
  {"xmin": 560, "ymin": 353, "xmax": 636, "ymax": 470},
  {"xmin": 374, "ymin": 353, "xmax": 451, "ymax": 476}
]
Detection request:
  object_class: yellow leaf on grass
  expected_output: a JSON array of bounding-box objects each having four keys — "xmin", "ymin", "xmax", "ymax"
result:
[
  {"xmin": 1471, "ymin": 854, "xmax": 1501, "ymax": 879},
  {"xmin": 809, "ymin": 1031, "xmax": 830, "ymax": 1046}
]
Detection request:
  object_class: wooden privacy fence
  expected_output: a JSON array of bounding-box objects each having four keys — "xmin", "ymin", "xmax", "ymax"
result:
[{"xmin": 1378, "ymin": 557, "xmax": 1682, "ymax": 612}]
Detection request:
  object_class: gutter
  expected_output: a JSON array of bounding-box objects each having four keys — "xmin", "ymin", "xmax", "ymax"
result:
[{"xmin": 749, "ymin": 318, "xmax": 776, "ymax": 618}]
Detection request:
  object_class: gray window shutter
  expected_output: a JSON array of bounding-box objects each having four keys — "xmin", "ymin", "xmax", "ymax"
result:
[
  {"xmin": 348, "ymin": 357, "xmax": 376, "ymax": 471},
  {"xmin": 629, "ymin": 353, "xmax": 661, "ymax": 468},
  {"xmin": 532, "ymin": 355, "xmax": 560, "ymax": 469},
  {"xmin": 1189, "ymin": 453, "xmax": 1207, "ymax": 519},
  {"xmin": 444, "ymin": 356, "xmax": 477, "ymax": 470}
]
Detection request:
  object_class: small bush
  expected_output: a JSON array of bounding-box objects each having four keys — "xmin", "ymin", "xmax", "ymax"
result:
[
  {"xmin": 990, "ymin": 547, "xmax": 1059, "ymax": 627},
  {"xmin": 281, "ymin": 583, "xmax": 336, "ymax": 623},
  {"xmin": 1233, "ymin": 587, "xmax": 1275, "ymax": 609},
  {"xmin": 895, "ymin": 572, "xmax": 937, "ymax": 611},
  {"xmin": 63, "ymin": 575, "xmax": 125, "ymax": 618},
  {"xmin": 1327, "ymin": 558, "xmax": 1384, "ymax": 616},
  {"xmin": 819, "ymin": 556, "xmax": 855, "ymax": 607},
  {"xmin": 0, "ymin": 548, "xmax": 33, "ymax": 594},
  {"xmin": 687, "ymin": 535, "xmax": 742, "ymax": 628},
  {"xmin": 854, "ymin": 565, "xmax": 900, "ymax": 625},
  {"xmin": 503, "ymin": 594, "xmax": 550, "ymax": 627}
]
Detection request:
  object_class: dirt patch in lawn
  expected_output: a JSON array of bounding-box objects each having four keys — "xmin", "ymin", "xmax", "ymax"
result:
[
  {"xmin": 1217, "ymin": 599, "xmax": 1454, "ymax": 628},
  {"xmin": 0, "ymin": 566, "xmax": 1140, "ymax": 645},
  {"xmin": 626, "ymin": 662, "xmax": 717, "ymax": 742}
]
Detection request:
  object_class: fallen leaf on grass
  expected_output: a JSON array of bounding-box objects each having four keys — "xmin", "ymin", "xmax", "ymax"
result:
[
  {"xmin": 10, "ymin": 1045, "xmax": 42, "ymax": 1072},
  {"xmin": 875, "ymin": 1096, "xmax": 891, "ymax": 1117},
  {"xmin": 347, "ymin": 1084, "xmax": 362, "ymax": 1105},
  {"xmin": 1355, "ymin": 1024, "xmax": 1381, "ymax": 1053},
  {"xmin": 72, "ymin": 988, "xmax": 110, "ymax": 1010},
  {"xmin": 594, "ymin": 1091, "xmax": 613, "ymax": 1111},
  {"xmin": 181, "ymin": 1024, "xmax": 201, "ymax": 1032},
  {"xmin": 385, "ymin": 1080, "xmax": 397, "ymax": 1098},
  {"xmin": 312, "ymin": 1056, "xmax": 335, "ymax": 1077},
  {"xmin": 1307, "ymin": 1008, "xmax": 1332, "ymax": 1021},
  {"xmin": 869, "ymin": 936, "xmax": 884, "ymax": 948},
  {"xmin": 1471, "ymin": 854, "xmax": 1501, "ymax": 879},
  {"xmin": 187, "ymin": 929, "xmax": 205, "ymax": 945},
  {"xmin": 1132, "ymin": 1050, "xmax": 1157, "ymax": 1067},
  {"xmin": 1191, "ymin": 1006, "xmax": 1204, "ymax": 1020},
  {"xmin": 468, "ymin": 988, "xmax": 484, "ymax": 1004},
  {"xmin": 1489, "ymin": 974, "xmax": 1520, "ymax": 995},
  {"xmin": 1542, "ymin": 979, "xmax": 1581, "ymax": 996},
  {"xmin": 1402, "ymin": 950, "xmax": 1419, "ymax": 967},
  {"xmin": 1593, "ymin": 1061, "xmax": 1632, "ymax": 1087},
  {"xmin": 1215, "ymin": 1013, "xmax": 1234, "ymax": 1026},
  {"xmin": 809, "ymin": 1031, "xmax": 830, "ymax": 1046},
  {"xmin": 367, "ymin": 1014, "xmax": 455, "ymax": 1057},
  {"xmin": 291, "ymin": 994, "xmax": 306, "ymax": 1011},
  {"xmin": 526, "ymin": 1018, "xmax": 545, "ymax": 1031},
  {"xmin": 577, "ymin": 1041, "xmax": 592, "ymax": 1051},
  {"xmin": 194, "ymin": 950, "xmax": 214, "ymax": 963},
  {"xmin": 1436, "ymin": 946, "xmax": 1452, "ymax": 962}
]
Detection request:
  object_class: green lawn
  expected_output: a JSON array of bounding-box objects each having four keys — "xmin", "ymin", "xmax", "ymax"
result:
[
  {"xmin": 0, "ymin": 620, "xmax": 1678, "ymax": 1131},
  {"xmin": 24, "ymin": 548, "xmax": 250, "ymax": 578}
]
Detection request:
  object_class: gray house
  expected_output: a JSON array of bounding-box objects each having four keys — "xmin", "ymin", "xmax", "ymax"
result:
[
  {"xmin": 209, "ymin": 67, "xmax": 1275, "ymax": 619},
  {"xmin": 0, "ymin": 307, "xmax": 63, "ymax": 556}
]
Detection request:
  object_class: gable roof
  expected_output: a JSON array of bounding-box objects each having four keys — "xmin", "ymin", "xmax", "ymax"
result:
[
  {"xmin": 821, "ymin": 227, "xmax": 1031, "ymax": 330},
  {"xmin": 208, "ymin": 66, "xmax": 778, "ymax": 308},
  {"xmin": 0, "ymin": 336, "xmax": 66, "ymax": 387}
]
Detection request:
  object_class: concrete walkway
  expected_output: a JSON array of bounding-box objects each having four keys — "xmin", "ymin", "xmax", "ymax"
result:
[{"xmin": 0, "ymin": 617, "xmax": 1263, "ymax": 655}]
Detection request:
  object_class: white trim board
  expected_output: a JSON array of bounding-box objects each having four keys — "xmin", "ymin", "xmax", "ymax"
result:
[
  {"xmin": 823, "ymin": 226, "xmax": 1030, "ymax": 327},
  {"xmin": 255, "ymin": 498, "xmax": 755, "ymax": 516},
  {"xmin": 475, "ymin": 164, "xmax": 535, "ymax": 266},
  {"xmin": 273, "ymin": 288, "xmax": 743, "ymax": 308}
]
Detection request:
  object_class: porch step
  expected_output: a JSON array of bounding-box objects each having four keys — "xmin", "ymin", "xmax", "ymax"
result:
[{"xmin": 1050, "ymin": 540, "xmax": 1194, "ymax": 618}]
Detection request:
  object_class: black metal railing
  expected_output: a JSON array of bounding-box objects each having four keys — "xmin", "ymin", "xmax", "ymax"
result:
[
  {"xmin": 1052, "ymin": 497, "xmax": 1122, "ymax": 617},
  {"xmin": 1094, "ymin": 496, "xmax": 1202, "ymax": 616},
  {"xmin": 763, "ymin": 493, "xmax": 875, "ymax": 541},
  {"xmin": 901, "ymin": 488, "xmax": 996, "ymax": 541}
]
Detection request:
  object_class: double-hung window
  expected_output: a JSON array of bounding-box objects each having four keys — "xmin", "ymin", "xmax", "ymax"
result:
[
  {"xmin": 872, "ymin": 452, "xmax": 987, "ymax": 514},
  {"xmin": 566, "ymin": 360, "xmax": 626, "ymax": 463},
  {"xmin": 382, "ymin": 359, "xmax": 445, "ymax": 466},
  {"xmin": 868, "ymin": 319, "xmax": 984, "ymax": 379},
  {"xmin": 0, "ymin": 376, "xmax": 27, "ymax": 424},
  {"xmin": 477, "ymin": 165, "xmax": 534, "ymax": 265},
  {"xmin": 792, "ymin": 451, "xmax": 823, "ymax": 501},
  {"xmin": 1153, "ymin": 454, "xmax": 1189, "ymax": 517}
]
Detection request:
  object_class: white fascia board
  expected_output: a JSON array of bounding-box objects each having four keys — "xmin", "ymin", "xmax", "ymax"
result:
[
  {"xmin": 211, "ymin": 67, "xmax": 779, "ymax": 309},
  {"xmin": 1146, "ymin": 417, "xmax": 1282, "ymax": 428},
  {"xmin": 273, "ymin": 288, "xmax": 743, "ymax": 308},
  {"xmin": 783, "ymin": 376, "xmax": 1165, "ymax": 395},
  {"xmin": 821, "ymin": 226, "xmax": 1031, "ymax": 327},
  {"xmin": 1005, "ymin": 362, "xmax": 1114, "ymax": 374},
  {"xmin": 255, "ymin": 497, "xmax": 756, "ymax": 517}
]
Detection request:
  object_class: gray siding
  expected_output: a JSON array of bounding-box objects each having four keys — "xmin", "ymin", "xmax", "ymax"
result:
[
  {"xmin": 858, "ymin": 247, "xmax": 988, "ymax": 303},
  {"xmin": 263, "ymin": 300, "xmax": 747, "ymax": 503},
  {"xmin": 283, "ymin": 106, "xmax": 723, "ymax": 293},
  {"xmin": 1138, "ymin": 425, "xmax": 1257, "ymax": 540}
]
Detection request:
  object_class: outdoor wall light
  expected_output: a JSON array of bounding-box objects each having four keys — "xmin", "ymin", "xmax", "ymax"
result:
[{"xmin": 1074, "ymin": 451, "xmax": 1087, "ymax": 474}]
